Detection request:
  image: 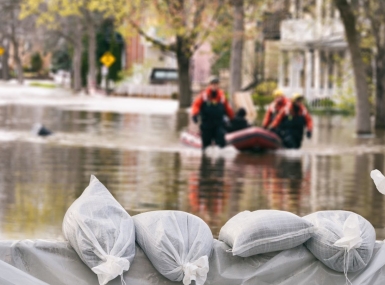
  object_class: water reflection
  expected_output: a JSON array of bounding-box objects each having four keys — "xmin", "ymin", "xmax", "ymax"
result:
[
  {"xmin": 188, "ymin": 155, "xmax": 228, "ymax": 235},
  {"xmin": 0, "ymin": 104, "xmax": 384, "ymax": 240}
]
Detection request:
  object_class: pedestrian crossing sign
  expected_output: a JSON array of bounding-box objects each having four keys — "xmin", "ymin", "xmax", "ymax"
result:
[{"xmin": 100, "ymin": 52, "xmax": 115, "ymax": 68}]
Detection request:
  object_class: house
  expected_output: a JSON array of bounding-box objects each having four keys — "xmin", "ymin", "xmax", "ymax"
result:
[
  {"xmin": 124, "ymin": 29, "xmax": 213, "ymax": 88},
  {"xmin": 241, "ymin": 3, "xmax": 289, "ymax": 90},
  {"xmin": 124, "ymin": 29, "xmax": 178, "ymax": 85},
  {"xmin": 278, "ymin": 0, "xmax": 351, "ymax": 101}
]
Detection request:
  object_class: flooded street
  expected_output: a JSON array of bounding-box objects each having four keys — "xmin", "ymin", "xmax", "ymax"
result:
[{"xmin": 0, "ymin": 90, "xmax": 384, "ymax": 240}]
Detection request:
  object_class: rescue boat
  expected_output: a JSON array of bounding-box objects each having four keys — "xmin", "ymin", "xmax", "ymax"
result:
[{"xmin": 180, "ymin": 127, "xmax": 282, "ymax": 151}]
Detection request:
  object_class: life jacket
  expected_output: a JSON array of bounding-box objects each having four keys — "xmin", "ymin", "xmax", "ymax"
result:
[
  {"xmin": 263, "ymin": 98, "xmax": 288, "ymax": 128},
  {"xmin": 270, "ymin": 98, "xmax": 288, "ymax": 117}
]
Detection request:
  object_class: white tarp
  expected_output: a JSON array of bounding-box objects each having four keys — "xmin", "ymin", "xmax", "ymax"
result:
[
  {"xmin": 0, "ymin": 239, "xmax": 384, "ymax": 285},
  {"xmin": 0, "ymin": 259, "xmax": 48, "ymax": 285}
]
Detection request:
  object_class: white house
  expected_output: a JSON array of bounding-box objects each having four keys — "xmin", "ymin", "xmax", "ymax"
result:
[{"xmin": 278, "ymin": 0, "xmax": 352, "ymax": 101}]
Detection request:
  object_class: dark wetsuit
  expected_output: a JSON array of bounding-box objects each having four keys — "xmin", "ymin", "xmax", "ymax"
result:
[
  {"xmin": 200, "ymin": 100, "xmax": 228, "ymax": 148},
  {"xmin": 227, "ymin": 117, "xmax": 250, "ymax": 133},
  {"xmin": 191, "ymin": 88, "xmax": 234, "ymax": 150},
  {"xmin": 271, "ymin": 103, "xmax": 313, "ymax": 149}
]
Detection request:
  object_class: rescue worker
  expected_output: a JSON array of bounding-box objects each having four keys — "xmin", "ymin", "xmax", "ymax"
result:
[
  {"xmin": 227, "ymin": 108, "xmax": 250, "ymax": 133},
  {"xmin": 191, "ymin": 77, "xmax": 234, "ymax": 150},
  {"xmin": 269, "ymin": 93, "xmax": 312, "ymax": 149},
  {"xmin": 262, "ymin": 89, "xmax": 289, "ymax": 129}
]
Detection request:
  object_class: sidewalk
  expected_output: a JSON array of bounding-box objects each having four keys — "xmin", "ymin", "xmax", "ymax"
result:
[{"xmin": 0, "ymin": 83, "xmax": 179, "ymax": 115}]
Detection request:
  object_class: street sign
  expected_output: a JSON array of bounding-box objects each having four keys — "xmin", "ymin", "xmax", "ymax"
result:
[
  {"xmin": 102, "ymin": 65, "xmax": 108, "ymax": 76},
  {"xmin": 0, "ymin": 47, "xmax": 4, "ymax": 56},
  {"xmin": 100, "ymin": 52, "xmax": 115, "ymax": 68}
]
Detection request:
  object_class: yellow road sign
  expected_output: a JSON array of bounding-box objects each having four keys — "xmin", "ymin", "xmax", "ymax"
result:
[
  {"xmin": 0, "ymin": 47, "xmax": 4, "ymax": 56},
  {"xmin": 100, "ymin": 52, "xmax": 115, "ymax": 68}
]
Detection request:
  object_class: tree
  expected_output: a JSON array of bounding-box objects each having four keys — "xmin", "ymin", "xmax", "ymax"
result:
[
  {"xmin": 51, "ymin": 48, "xmax": 72, "ymax": 73},
  {"xmin": 363, "ymin": 2, "xmax": 385, "ymax": 129},
  {"xmin": 21, "ymin": 0, "xmax": 127, "ymax": 92},
  {"xmin": 229, "ymin": 0, "xmax": 245, "ymax": 100},
  {"xmin": 214, "ymin": 0, "xmax": 270, "ymax": 97},
  {"xmin": 127, "ymin": 0, "xmax": 225, "ymax": 108},
  {"xmin": 0, "ymin": 0, "xmax": 29, "ymax": 84},
  {"xmin": 30, "ymin": 52, "xmax": 43, "ymax": 73},
  {"xmin": 333, "ymin": 0, "xmax": 372, "ymax": 134}
]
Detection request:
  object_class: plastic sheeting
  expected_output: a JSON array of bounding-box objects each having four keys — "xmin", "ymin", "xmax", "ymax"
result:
[
  {"xmin": 0, "ymin": 259, "xmax": 48, "ymax": 285},
  {"xmin": 0, "ymin": 239, "xmax": 385, "ymax": 285}
]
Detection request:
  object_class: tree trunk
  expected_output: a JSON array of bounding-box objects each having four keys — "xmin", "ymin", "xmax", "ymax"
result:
[
  {"xmin": 1, "ymin": 44, "xmax": 9, "ymax": 80},
  {"xmin": 334, "ymin": 0, "xmax": 371, "ymax": 134},
  {"xmin": 73, "ymin": 38, "xmax": 83, "ymax": 92},
  {"xmin": 229, "ymin": 0, "xmax": 244, "ymax": 101},
  {"xmin": 12, "ymin": 39, "xmax": 24, "ymax": 84},
  {"xmin": 87, "ymin": 22, "xmax": 97, "ymax": 93},
  {"xmin": 10, "ymin": 10, "xmax": 23, "ymax": 84},
  {"xmin": 375, "ymin": 52, "xmax": 385, "ymax": 128},
  {"xmin": 176, "ymin": 36, "xmax": 192, "ymax": 109}
]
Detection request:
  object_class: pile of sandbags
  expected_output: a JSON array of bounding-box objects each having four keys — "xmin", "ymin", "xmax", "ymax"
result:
[
  {"xmin": 63, "ymin": 176, "xmax": 213, "ymax": 285},
  {"xmin": 61, "ymin": 173, "xmax": 381, "ymax": 284}
]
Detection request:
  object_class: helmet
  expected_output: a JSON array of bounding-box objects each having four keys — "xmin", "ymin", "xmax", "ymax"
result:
[
  {"xmin": 273, "ymin": 89, "xmax": 284, "ymax": 98},
  {"xmin": 208, "ymin": 76, "xmax": 220, "ymax": 84},
  {"xmin": 292, "ymin": 93, "xmax": 304, "ymax": 101}
]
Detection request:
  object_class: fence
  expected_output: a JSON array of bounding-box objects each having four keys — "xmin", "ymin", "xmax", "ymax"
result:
[{"xmin": 114, "ymin": 83, "xmax": 179, "ymax": 99}]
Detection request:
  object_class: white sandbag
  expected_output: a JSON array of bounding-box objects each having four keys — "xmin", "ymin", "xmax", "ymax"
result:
[
  {"xmin": 62, "ymin": 175, "xmax": 135, "ymax": 285},
  {"xmin": 371, "ymin": 169, "xmax": 385, "ymax": 194},
  {"xmin": 133, "ymin": 211, "xmax": 213, "ymax": 285},
  {"xmin": 303, "ymin": 210, "xmax": 376, "ymax": 273},
  {"xmin": 219, "ymin": 210, "xmax": 314, "ymax": 257}
]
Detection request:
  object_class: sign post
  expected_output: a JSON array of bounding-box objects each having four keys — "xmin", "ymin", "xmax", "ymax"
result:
[
  {"xmin": 100, "ymin": 52, "xmax": 116, "ymax": 95},
  {"xmin": 0, "ymin": 47, "xmax": 4, "ymax": 79}
]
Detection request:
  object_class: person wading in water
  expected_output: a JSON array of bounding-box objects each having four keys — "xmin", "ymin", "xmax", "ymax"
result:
[{"xmin": 191, "ymin": 77, "xmax": 234, "ymax": 151}]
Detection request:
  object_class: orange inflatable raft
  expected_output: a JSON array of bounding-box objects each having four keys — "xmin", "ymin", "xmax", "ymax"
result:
[{"xmin": 181, "ymin": 127, "xmax": 282, "ymax": 151}]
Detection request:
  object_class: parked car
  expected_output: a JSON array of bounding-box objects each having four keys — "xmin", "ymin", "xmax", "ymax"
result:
[{"xmin": 150, "ymin": 68, "xmax": 178, "ymax": 85}]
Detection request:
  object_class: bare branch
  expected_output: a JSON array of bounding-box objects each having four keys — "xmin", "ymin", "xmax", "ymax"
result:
[
  {"xmin": 129, "ymin": 19, "xmax": 175, "ymax": 52},
  {"xmin": 193, "ymin": 1, "xmax": 225, "ymax": 51}
]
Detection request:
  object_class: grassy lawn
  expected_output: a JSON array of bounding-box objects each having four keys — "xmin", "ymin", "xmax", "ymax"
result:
[{"xmin": 29, "ymin": 82, "xmax": 57, "ymax": 89}]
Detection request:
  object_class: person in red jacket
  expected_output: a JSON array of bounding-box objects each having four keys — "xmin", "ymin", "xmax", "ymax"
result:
[
  {"xmin": 191, "ymin": 77, "xmax": 234, "ymax": 150},
  {"xmin": 269, "ymin": 93, "xmax": 313, "ymax": 149},
  {"xmin": 262, "ymin": 89, "xmax": 289, "ymax": 129}
]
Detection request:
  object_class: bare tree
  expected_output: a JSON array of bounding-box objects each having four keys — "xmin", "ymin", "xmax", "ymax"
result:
[
  {"xmin": 42, "ymin": 14, "xmax": 84, "ymax": 91},
  {"xmin": 334, "ymin": 0, "xmax": 372, "ymax": 134},
  {"xmin": 363, "ymin": 1, "xmax": 385, "ymax": 129},
  {"xmin": 0, "ymin": 38, "xmax": 10, "ymax": 80},
  {"xmin": 0, "ymin": 0, "xmax": 26, "ymax": 84},
  {"xmin": 57, "ymin": 16, "xmax": 84, "ymax": 92},
  {"xmin": 81, "ymin": 10, "xmax": 105, "ymax": 92},
  {"xmin": 229, "ymin": 0, "xmax": 245, "ymax": 99},
  {"xmin": 129, "ymin": 0, "xmax": 225, "ymax": 108}
]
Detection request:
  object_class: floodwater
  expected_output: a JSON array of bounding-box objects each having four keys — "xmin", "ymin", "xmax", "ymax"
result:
[{"xmin": 0, "ymin": 96, "xmax": 384, "ymax": 240}]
